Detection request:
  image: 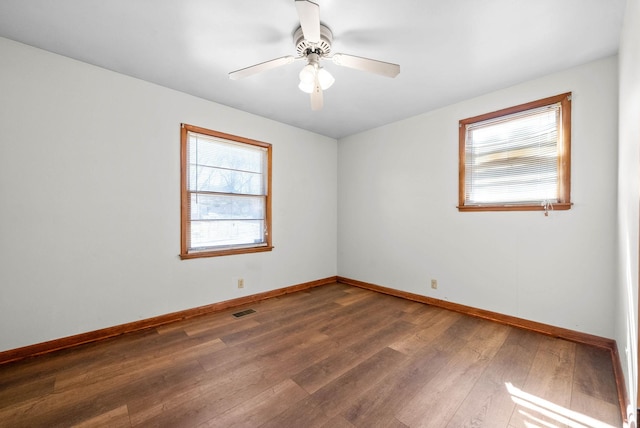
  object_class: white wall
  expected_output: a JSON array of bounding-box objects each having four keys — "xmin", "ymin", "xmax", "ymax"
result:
[
  {"xmin": 0, "ymin": 38, "xmax": 338, "ymax": 352},
  {"xmin": 616, "ymin": 0, "xmax": 640, "ymax": 423},
  {"xmin": 338, "ymin": 56, "xmax": 618, "ymax": 338}
]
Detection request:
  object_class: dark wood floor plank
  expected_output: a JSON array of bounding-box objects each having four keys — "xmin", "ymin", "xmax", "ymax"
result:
[
  {"xmin": 198, "ymin": 324, "xmax": 337, "ymax": 376},
  {"xmin": 292, "ymin": 319, "xmax": 415, "ymax": 394},
  {"xmin": 128, "ymin": 360, "xmax": 268, "ymax": 426},
  {"xmin": 341, "ymin": 318, "xmax": 473, "ymax": 426},
  {"xmin": 573, "ymin": 342, "xmax": 619, "ymax": 404},
  {"xmin": 400, "ymin": 303, "xmax": 443, "ymax": 325},
  {"xmin": 507, "ymin": 336, "xmax": 576, "ymax": 427},
  {"xmin": 262, "ymin": 347, "xmax": 407, "ymax": 428},
  {"xmin": 248, "ymin": 284, "xmax": 352, "ymax": 323},
  {"xmin": 55, "ymin": 336, "xmax": 225, "ymax": 392},
  {"xmin": 319, "ymin": 415, "xmax": 359, "ymax": 428},
  {"xmin": 0, "ymin": 328, "xmax": 159, "ymax": 389},
  {"xmin": 570, "ymin": 390, "xmax": 621, "ymax": 427},
  {"xmin": 255, "ymin": 332, "xmax": 338, "ymax": 377},
  {"xmin": 0, "ymin": 375, "xmax": 55, "ymax": 408},
  {"xmin": 154, "ymin": 307, "xmax": 248, "ymax": 335},
  {"xmin": 179, "ymin": 314, "xmax": 261, "ymax": 338},
  {"xmin": 71, "ymin": 404, "xmax": 130, "ymax": 428},
  {"xmin": 3, "ymin": 333, "xmax": 219, "ymax": 425},
  {"xmin": 0, "ymin": 283, "xmax": 623, "ymax": 427},
  {"xmin": 395, "ymin": 320, "xmax": 510, "ymax": 427},
  {"xmin": 199, "ymin": 378, "xmax": 308, "ymax": 427},
  {"xmin": 218, "ymin": 300, "xmax": 341, "ymax": 347},
  {"xmin": 133, "ymin": 329, "xmax": 336, "ymax": 425},
  {"xmin": 334, "ymin": 289, "xmax": 375, "ymax": 306},
  {"xmin": 3, "ymin": 359, "xmax": 203, "ymax": 427},
  {"xmin": 444, "ymin": 327, "xmax": 543, "ymax": 428},
  {"xmin": 389, "ymin": 308, "xmax": 464, "ymax": 355},
  {"xmin": 315, "ymin": 295, "xmax": 408, "ymax": 344},
  {"xmin": 133, "ymin": 331, "xmax": 338, "ymax": 425}
]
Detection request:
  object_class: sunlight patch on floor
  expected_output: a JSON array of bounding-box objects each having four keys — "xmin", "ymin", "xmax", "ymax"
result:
[{"xmin": 506, "ymin": 382, "xmax": 616, "ymax": 428}]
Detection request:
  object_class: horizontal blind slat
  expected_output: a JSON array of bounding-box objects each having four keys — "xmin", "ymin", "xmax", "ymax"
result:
[
  {"xmin": 186, "ymin": 130, "xmax": 269, "ymax": 250},
  {"xmin": 465, "ymin": 104, "xmax": 561, "ymax": 205}
]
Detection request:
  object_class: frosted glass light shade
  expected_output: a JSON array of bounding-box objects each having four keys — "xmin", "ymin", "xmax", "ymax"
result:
[
  {"xmin": 299, "ymin": 64, "xmax": 316, "ymax": 83},
  {"xmin": 298, "ymin": 80, "xmax": 315, "ymax": 94},
  {"xmin": 317, "ymin": 68, "xmax": 334, "ymax": 90},
  {"xmin": 298, "ymin": 60, "xmax": 334, "ymax": 94}
]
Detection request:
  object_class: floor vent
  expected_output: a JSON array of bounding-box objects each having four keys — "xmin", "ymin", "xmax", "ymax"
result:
[{"xmin": 232, "ymin": 309, "xmax": 256, "ymax": 318}]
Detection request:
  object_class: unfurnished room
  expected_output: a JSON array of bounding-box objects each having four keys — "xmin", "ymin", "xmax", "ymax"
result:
[{"xmin": 1, "ymin": 1, "xmax": 639, "ymax": 427}]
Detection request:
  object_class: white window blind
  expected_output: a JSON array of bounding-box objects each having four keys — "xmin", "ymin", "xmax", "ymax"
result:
[
  {"xmin": 464, "ymin": 103, "xmax": 562, "ymax": 206},
  {"xmin": 186, "ymin": 131, "xmax": 268, "ymax": 252}
]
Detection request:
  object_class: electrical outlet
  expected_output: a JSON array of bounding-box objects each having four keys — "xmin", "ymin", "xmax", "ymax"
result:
[
  {"xmin": 431, "ymin": 279, "xmax": 438, "ymax": 289},
  {"xmin": 237, "ymin": 278, "xmax": 244, "ymax": 289}
]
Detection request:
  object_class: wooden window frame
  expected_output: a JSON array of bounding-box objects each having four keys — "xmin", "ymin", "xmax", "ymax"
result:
[
  {"xmin": 180, "ymin": 124, "xmax": 273, "ymax": 259},
  {"xmin": 458, "ymin": 92, "xmax": 572, "ymax": 212}
]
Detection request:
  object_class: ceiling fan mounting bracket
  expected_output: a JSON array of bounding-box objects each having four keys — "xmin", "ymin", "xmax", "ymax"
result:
[{"xmin": 294, "ymin": 24, "xmax": 333, "ymax": 57}]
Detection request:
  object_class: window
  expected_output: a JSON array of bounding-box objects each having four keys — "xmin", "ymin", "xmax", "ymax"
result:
[
  {"xmin": 458, "ymin": 92, "xmax": 571, "ymax": 212},
  {"xmin": 180, "ymin": 124, "xmax": 272, "ymax": 259}
]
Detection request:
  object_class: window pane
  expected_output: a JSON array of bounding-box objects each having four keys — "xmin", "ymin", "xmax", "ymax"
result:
[
  {"xmin": 465, "ymin": 105, "xmax": 560, "ymax": 205},
  {"xmin": 188, "ymin": 133, "xmax": 264, "ymax": 173},
  {"xmin": 190, "ymin": 219, "xmax": 265, "ymax": 249},
  {"xmin": 187, "ymin": 132, "xmax": 266, "ymax": 196},
  {"xmin": 188, "ymin": 165, "xmax": 264, "ymax": 195},
  {"xmin": 190, "ymin": 193, "xmax": 265, "ymax": 220}
]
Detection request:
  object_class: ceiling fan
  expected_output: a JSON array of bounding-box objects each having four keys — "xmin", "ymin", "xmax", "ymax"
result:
[{"xmin": 228, "ymin": 0, "xmax": 401, "ymax": 111}]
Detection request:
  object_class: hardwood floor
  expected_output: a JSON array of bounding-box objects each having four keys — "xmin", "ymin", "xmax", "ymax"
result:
[{"xmin": 0, "ymin": 283, "xmax": 622, "ymax": 427}]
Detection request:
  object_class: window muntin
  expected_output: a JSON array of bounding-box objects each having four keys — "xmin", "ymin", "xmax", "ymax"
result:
[
  {"xmin": 458, "ymin": 93, "xmax": 571, "ymax": 212},
  {"xmin": 180, "ymin": 124, "xmax": 272, "ymax": 258}
]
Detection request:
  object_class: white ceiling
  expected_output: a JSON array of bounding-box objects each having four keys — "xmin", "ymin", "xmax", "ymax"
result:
[{"xmin": 0, "ymin": 0, "xmax": 626, "ymax": 139}]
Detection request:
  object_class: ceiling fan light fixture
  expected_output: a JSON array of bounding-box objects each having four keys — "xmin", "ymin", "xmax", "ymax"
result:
[
  {"xmin": 298, "ymin": 79, "xmax": 315, "ymax": 93},
  {"xmin": 299, "ymin": 64, "xmax": 316, "ymax": 83},
  {"xmin": 317, "ymin": 68, "xmax": 334, "ymax": 90},
  {"xmin": 298, "ymin": 66, "xmax": 333, "ymax": 93}
]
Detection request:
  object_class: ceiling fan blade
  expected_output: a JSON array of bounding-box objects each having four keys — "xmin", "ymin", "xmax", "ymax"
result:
[
  {"xmin": 310, "ymin": 80, "xmax": 323, "ymax": 111},
  {"xmin": 295, "ymin": 0, "xmax": 320, "ymax": 43},
  {"xmin": 332, "ymin": 53, "xmax": 400, "ymax": 78},
  {"xmin": 229, "ymin": 56, "xmax": 296, "ymax": 80}
]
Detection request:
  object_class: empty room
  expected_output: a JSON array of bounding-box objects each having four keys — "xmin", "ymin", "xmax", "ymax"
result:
[{"xmin": 0, "ymin": 0, "xmax": 639, "ymax": 427}]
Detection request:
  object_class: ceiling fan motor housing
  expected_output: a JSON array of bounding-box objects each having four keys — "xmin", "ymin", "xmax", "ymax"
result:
[{"xmin": 294, "ymin": 24, "xmax": 333, "ymax": 57}]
